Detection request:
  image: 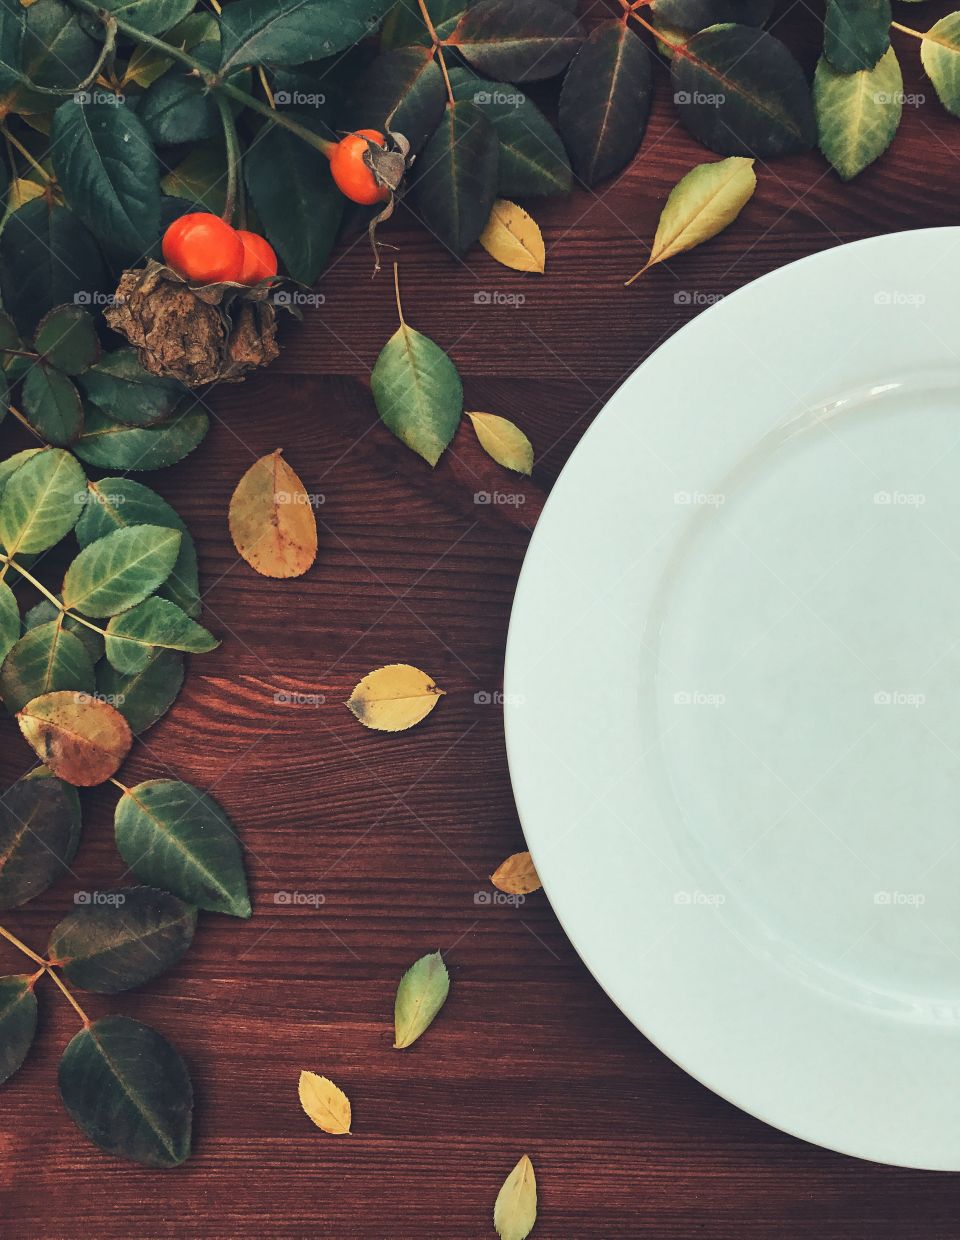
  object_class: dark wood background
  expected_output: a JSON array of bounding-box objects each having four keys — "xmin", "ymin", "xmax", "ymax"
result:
[{"xmin": 3, "ymin": 2, "xmax": 960, "ymax": 1235}]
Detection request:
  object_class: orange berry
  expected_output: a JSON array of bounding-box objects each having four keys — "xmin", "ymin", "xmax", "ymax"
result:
[
  {"xmin": 162, "ymin": 213, "xmax": 244, "ymax": 284},
  {"xmin": 330, "ymin": 130, "xmax": 390, "ymax": 206},
  {"xmin": 236, "ymin": 230, "xmax": 279, "ymax": 284}
]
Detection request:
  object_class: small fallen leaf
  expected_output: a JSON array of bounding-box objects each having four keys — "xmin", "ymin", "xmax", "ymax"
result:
[
  {"xmin": 346, "ymin": 664, "xmax": 444, "ymax": 732},
  {"xmin": 479, "ymin": 200, "xmax": 545, "ymax": 274},
  {"xmin": 17, "ymin": 690, "xmax": 132, "ymax": 786},
  {"xmin": 494, "ymin": 1155, "xmax": 537, "ymax": 1240},
  {"xmin": 467, "ymin": 413, "xmax": 534, "ymax": 476},
  {"xmin": 297, "ymin": 1071, "xmax": 352, "ymax": 1135},
  {"xmin": 491, "ymin": 851, "xmax": 541, "ymax": 896},
  {"xmin": 228, "ymin": 449, "xmax": 318, "ymax": 579},
  {"xmin": 625, "ymin": 156, "xmax": 756, "ymax": 285},
  {"xmin": 394, "ymin": 951, "xmax": 449, "ymax": 1049}
]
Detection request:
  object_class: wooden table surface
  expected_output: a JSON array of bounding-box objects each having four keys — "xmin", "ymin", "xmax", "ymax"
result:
[{"xmin": 4, "ymin": 2, "xmax": 960, "ymax": 1235}]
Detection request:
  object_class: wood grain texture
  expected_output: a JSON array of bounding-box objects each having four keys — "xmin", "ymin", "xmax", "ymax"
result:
[{"xmin": 3, "ymin": 1, "xmax": 960, "ymax": 1234}]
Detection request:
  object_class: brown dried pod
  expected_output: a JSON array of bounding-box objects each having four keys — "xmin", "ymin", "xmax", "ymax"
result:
[{"xmin": 104, "ymin": 261, "xmax": 287, "ymax": 387}]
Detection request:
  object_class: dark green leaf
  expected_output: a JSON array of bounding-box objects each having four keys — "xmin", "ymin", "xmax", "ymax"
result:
[
  {"xmin": 140, "ymin": 49, "xmax": 219, "ymax": 146},
  {"xmin": 72, "ymin": 404, "xmax": 209, "ymax": 471},
  {"xmin": 76, "ymin": 477, "xmax": 200, "ymax": 618},
  {"xmin": 244, "ymin": 126, "xmax": 344, "ymax": 286},
  {"xmin": 23, "ymin": 598, "xmax": 104, "ymax": 663},
  {"xmin": 0, "ymin": 976, "xmax": 37, "ymax": 1085},
  {"xmin": 672, "ymin": 24, "xmax": 816, "ymax": 157},
  {"xmin": 50, "ymin": 99, "xmax": 160, "ymax": 260},
  {"xmin": 0, "ymin": 581, "xmax": 18, "ymax": 665},
  {"xmin": 62, "ymin": 524, "xmax": 182, "ymax": 618},
  {"xmin": 97, "ymin": 0, "xmax": 197, "ymax": 37},
  {"xmin": 0, "ymin": 622, "xmax": 96, "ymax": 714},
  {"xmin": 558, "ymin": 20, "xmax": 651, "ymax": 187},
  {"xmin": 449, "ymin": 67, "xmax": 571, "ymax": 197},
  {"xmin": 381, "ymin": 0, "xmax": 465, "ymax": 48},
  {"xmin": 33, "ymin": 305, "xmax": 100, "ymax": 376},
  {"xmin": 824, "ymin": 0, "xmax": 891, "ymax": 73},
  {"xmin": 115, "ymin": 780, "xmax": 250, "ymax": 917},
  {"xmin": 814, "ymin": 47, "xmax": 901, "ymax": 179},
  {"xmin": 0, "ymin": 310, "xmax": 22, "ymax": 353},
  {"xmin": 344, "ymin": 46, "xmax": 445, "ymax": 155},
  {"xmin": 220, "ymin": 0, "xmax": 394, "ymax": 74},
  {"xmin": 21, "ymin": 365, "xmax": 84, "ymax": 447},
  {"xmin": 18, "ymin": 0, "xmax": 99, "ymax": 93},
  {"xmin": 78, "ymin": 348, "xmax": 186, "ymax": 427},
  {"xmin": 920, "ymin": 14, "xmax": 960, "ymax": 118},
  {"xmin": 0, "ymin": 448, "xmax": 86, "ymax": 556},
  {"xmin": 105, "ymin": 597, "xmax": 216, "ymax": 674},
  {"xmin": 412, "ymin": 99, "xmax": 498, "ymax": 255},
  {"xmin": 0, "ymin": 199, "xmax": 108, "ymax": 335},
  {"xmin": 96, "ymin": 648, "xmax": 184, "ymax": 733},
  {"xmin": 651, "ymin": 0, "xmax": 775, "ymax": 26},
  {"xmin": 49, "ymin": 886, "xmax": 196, "ymax": 993},
  {"xmin": 0, "ymin": 777, "xmax": 81, "ymax": 910},
  {"xmin": 447, "ymin": 0, "xmax": 584, "ymax": 82},
  {"xmin": 59, "ymin": 1015, "xmax": 192, "ymax": 1167},
  {"xmin": 371, "ymin": 320, "xmax": 463, "ymax": 466}
]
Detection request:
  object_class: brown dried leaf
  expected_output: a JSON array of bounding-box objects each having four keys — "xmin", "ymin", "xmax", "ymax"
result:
[
  {"xmin": 490, "ymin": 851, "xmax": 541, "ymax": 896},
  {"xmin": 17, "ymin": 690, "xmax": 132, "ymax": 786}
]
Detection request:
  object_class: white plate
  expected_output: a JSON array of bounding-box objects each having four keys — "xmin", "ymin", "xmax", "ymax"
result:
[{"xmin": 505, "ymin": 229, "xmax": 960, "ymax": 1170}]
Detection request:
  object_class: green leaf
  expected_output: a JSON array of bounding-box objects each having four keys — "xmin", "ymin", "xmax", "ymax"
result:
[
  {"xmin": 160, "ymin": 144, "xmax": 227, "ymax": 215},
  {"xmin": 651, "ymin": 0, "xmax": 775, "ymax": 25},
  {"xmin": 0, "ymin": 622, "xmax": 96, "ymax": 714},
  {"xmin": 921, "ymin": 13, "xmax": 960, "ymax": 117},
  {"xmin": 0, "ymin": 450, "xmax": 40, "ymax": 501},
  {"xmin": 0, "ymin": 777, "xmax": 81, "ymax": 911},
  {"xmin": 97, "ymin": 0, "xmax": 197, "ymax": 37},
  {"xmin": 17, "ymin": 0, "xmax": 100, "ymax": 95},
  {"xmin": 96, "ymin": 648, "xmax": 184, "ymax": 733},
  {"xmin": 21, "ymin": 365, "xmax": 84, "ymax": 447},
  {"xmin": 59, "ymin": 1015, "xmax": 193, "ymax": 1167},
  {"xmin": 72, "ymin": 404, "xmax": 209, "ymax": 471},
  {"xmin": 393, "ymin": 950, "xmax": 450, "ymax": 1048},
  {"xmin": 372, "ymin": 318, "xmax": 463, "ymax": 467},
  {"xmin": 76, "ymin": 478, "xmax": 201, "ymax": 619},
  {"xmin": 220, "ymin": 0, "xmax": 394, "ymax": 74},
  {"xmin": 344, "ymin": 46, "xmax": 446, "ymax": 155},
  {"xmin": 448, "ymin": 0, "xmax": 584, "ymax": 82},
  {"xmin": 33, "ymin": 305, "xmax": 100, "ymax": 376},
  {"xmin": 62, "ymin": 524, "xmax": 181, "ymax": 618},
  {"xmin": 448, "ymin": 67, "xmax": 571, "ymax": 197},
  {"xmin": 0, "ymin": 581, "xmax": 18, "ymax": 665},
  {"xmin": 0, "ymin": 448, "xmax": 86, "ymax": 556},
  {"xmin": 115, "ymin": 780, "xmax": 250, "ymax": 917},
  {"xmin": 49, "ymin": 886, "xmax": 196, "ymax": 993},
  {"xmin": 244, "ymin": 127, "xmax": 344, "ymax": 286},
  {"xmin": 23, "ymin": 598, "xmax": 104, "ymax": 663},
  {"xmin": 0, "ymin": 310, "xmax": 22, "ymax": 354},
  {"xmin": 78, "ymin": 348, "xmax": 186, "ymax": 427},
  {"xmin": 413, "ymin": 99, "xmax": 498, "ymax": 255},
  {"xmin": 381, "ymin": 0, "xmax": 465, "ymax": 48},
  {"xmin": 140, "ymin": 46, "xmax": 219, "ymax": 146},
  {"xmin": 814, "ymin": 47, "xmax": 902, "ymax": 179},
  {"xmin": 50, "ymin": 99, "xmax": 160, "ymax": 259},
  {"xmin": 105, "ymin": 597, "xmax": 216, "ymax": 674},
  {"xmin": 558, "ymin": 19, "xmax": 652, "ymax": 187},
  {"xmin": 824, "ymin": 0, "xmax": 891, "ymax": 73},
  {"xmin": 0, "ymin": 976, "xmax": 38, "ymax": 1086},
  {"xmin": 0, "ymin": 199, "xmax": 108, "ymax": 335}
]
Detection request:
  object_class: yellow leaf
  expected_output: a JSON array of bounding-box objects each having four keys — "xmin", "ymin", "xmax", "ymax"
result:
[
  {"xmin": 626, "ymin": 156, "xmax": 756, "ymax": 285},
  {"xmin": 480, "ymin": 200, "xmax": 545, "ymax": 274},
  {"xmin": 466, "ymin": 412, "xmax": 534, "ymax": 476},
  {"xmin": 297, "ymin": 1071, "xmax": 351, "ymax": 1135},
  {"xmin": 228, "ymin": 449, "xmax": 318, "ymax": 579},
  {"xmin": 346, "ymin": 664, "xmax": 443, "ymax": 732},
  {"xmin": 7, "ymin": 177, "xmax": 45, "ymax": 211},
  {"xmin": 494, "ymin": 1155, "xmax": 537, "ymax": 1240},
  {"xmin": 490, "ymin": 851, "xmax": 541, "ymax": 896}
]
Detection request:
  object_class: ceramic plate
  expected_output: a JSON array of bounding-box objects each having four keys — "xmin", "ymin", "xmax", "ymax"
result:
[{"xmin": 505, "ymin": 229, "xmax": 960, "ymax": 1170}]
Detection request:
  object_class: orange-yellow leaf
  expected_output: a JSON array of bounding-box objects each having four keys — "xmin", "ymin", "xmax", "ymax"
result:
[
  {"xmin": 297, "ymin": 1071, "xmax": 352, "ymax": 1134},
  {"xmin": 490, "ymin": 851, "xmax": 541, "ymax": 896},
  {"xmin": 480, "ymin": 200, "xmax": 545, "ymax": 273},
  {"xmin": 228, "ymin": 449, "xmax": 318, "ymax": 579},
  {"xmin": 17, "ymin": 690, "xmax": 132, "ymax": 786},
  {"xmin": 346, "ymin": 664, "xmax": 444, "ymax": 732},
  {"xmin": 466, "ymin": 412, "xmax": 534, "ymax": 475}
]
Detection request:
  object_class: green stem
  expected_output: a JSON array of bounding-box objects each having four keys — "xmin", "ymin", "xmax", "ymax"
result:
[
  {"xmin": 0, "ymin": 923, "xmax": 47, "ymax": 966},
  {"xmin": 0, "ymin": 552, "xmax": 103, "ymax": 642},
  {"xmin": 890, "ymin": 21, "xmax": 923, "ymax": 40},
  {"xmin": 215, "ymin": 92, "xmax": 240, "ymax": 225}
]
